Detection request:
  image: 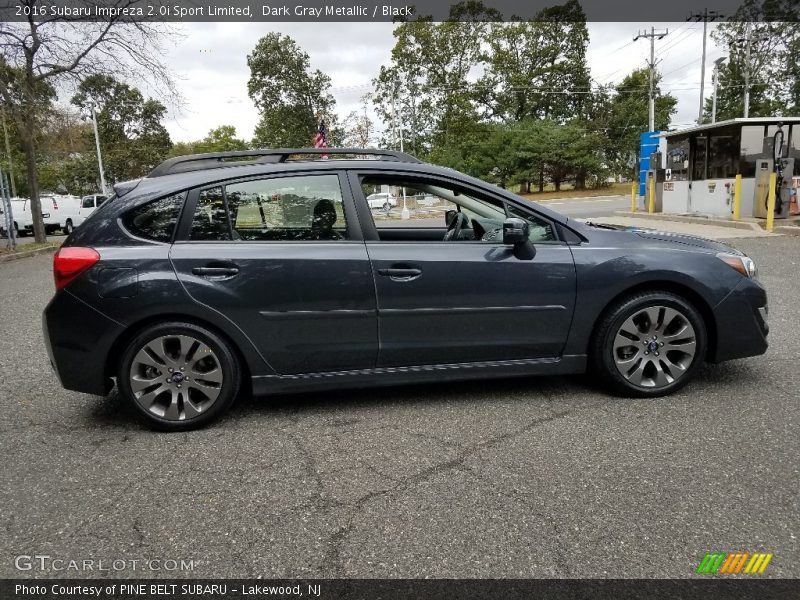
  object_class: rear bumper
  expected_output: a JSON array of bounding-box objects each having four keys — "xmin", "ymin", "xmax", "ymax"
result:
[
  {"xmin": 43, "ymin": 290, "xmax": 125, "ymax": 396},
  {"xmin": 709, "ymin": 278, "xmax": 769, "ymax": 363}
]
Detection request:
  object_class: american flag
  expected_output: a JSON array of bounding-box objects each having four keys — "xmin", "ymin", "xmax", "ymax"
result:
[{"xmin": 313, "ymin": 119, "xmax": 327, "ymax": 148}]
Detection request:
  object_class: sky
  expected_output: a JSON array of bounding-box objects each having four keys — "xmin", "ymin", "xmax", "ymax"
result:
[{"xmin": 152, "ymin": 21, "xmax": 727, "ymax": 144}]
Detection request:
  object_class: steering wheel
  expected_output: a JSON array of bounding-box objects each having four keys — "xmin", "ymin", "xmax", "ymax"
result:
[{"xmin": 443, "ymin": 212, "xmax": 468, "ymax": 241}]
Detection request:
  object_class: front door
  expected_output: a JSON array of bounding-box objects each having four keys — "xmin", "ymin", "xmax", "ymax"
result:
[
  {"xmin": 170, "ymin": 171, "xmax": 377, "ymax": 375},
  {"xmin": 351, "ymin": 172, "xmax": 576, "ymax": 367}
]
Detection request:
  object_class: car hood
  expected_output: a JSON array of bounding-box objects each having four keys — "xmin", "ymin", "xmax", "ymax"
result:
[{"xmin": 579, "ymin": 221, "xmax": 743, "ymax": 255}]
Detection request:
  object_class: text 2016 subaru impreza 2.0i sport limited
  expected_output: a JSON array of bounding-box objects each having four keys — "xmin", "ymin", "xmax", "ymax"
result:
[{"xmin": 42, "ymin": 148, "xmax": 768, "ymax": 430}]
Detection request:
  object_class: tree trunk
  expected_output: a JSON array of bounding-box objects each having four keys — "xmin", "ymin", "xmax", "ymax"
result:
[
  {"xmin": 575, "ymin": 169, "xmax": 586, "ymax": 190},
  {"xmin": 20, "ymin": 121, "xmax": 45, "ymax": 243},
  {"xmin": 538, "ymin": 164, "xmax": 545, "ymax": 193}
]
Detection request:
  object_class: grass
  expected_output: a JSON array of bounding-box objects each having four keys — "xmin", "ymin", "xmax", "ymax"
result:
[
  {"xmin": 0, "ymin": 240, "xmax": 61, "ymax": 256},
  {"xmin": 518, "ymin": 182, "xmax": 632, "ymax": 202}
]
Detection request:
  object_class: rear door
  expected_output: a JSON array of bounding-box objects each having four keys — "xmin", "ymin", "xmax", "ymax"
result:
[
  {"xmin": 169, "ymin": 170, "xmax": 378, "ymax": 375},
  {"xmin": 350, "ymin": 171, "xmax": 577, "ymax": 367}
]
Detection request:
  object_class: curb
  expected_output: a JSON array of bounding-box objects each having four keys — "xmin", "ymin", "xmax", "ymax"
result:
[
  {"xmin": 534, "ymin": 194, "xmax": 625, "ymax": 203},
  {"xmin": 613, "ymin": 211, "xmax": 763, "ymax": 231},
  {"xmin": 0, "ymin": 245, "xmax": 58, "ymax": 264},
  {"xmin": 773, "ymin": 225, "xmax": 800, "ymax": 236}
]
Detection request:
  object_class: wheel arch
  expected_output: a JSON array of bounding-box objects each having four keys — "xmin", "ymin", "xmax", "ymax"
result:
[
  {"xmin": 589, "ymin": 280, "xmax": 717, "ymax": 361},
  {"xmin": 104, "ymin": 313, "xmax": 254, "ymax": 395}
]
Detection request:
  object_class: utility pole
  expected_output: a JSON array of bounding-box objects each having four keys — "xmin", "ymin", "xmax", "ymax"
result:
[
  {"xmin": 89, "ymin": 101, "xmax": 108, "ymax": 195},
  {"xmin": 688, "ymin": 9, "xmax": 723, "ymax": 123},
  {"xmin": 712, "ymin": 57, "xmax": 727, "ymax": 123},
  {"xmin": 634, "ymin": 27, "xmax": 669, "ymax": 132},
  {"xmin": 743, "ymin": 22, "xmax": 752, "ymax": 118}
]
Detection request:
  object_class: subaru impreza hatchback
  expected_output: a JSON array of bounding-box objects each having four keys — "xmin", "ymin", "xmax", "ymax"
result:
[{"xmin": 43, "ymin": 148, "xmax": 768, "ymax": 430}]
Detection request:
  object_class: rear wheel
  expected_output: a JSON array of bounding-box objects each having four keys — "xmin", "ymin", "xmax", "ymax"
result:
[
  {"xmin": 591, "ymin": 291, "xmax": 706, "ymax": 397},
  {"xmin": 118, "ymin": 322, "xmax": 241, "ymax": 431},
  {"xmin": 64, "ymin": 219, "xmax": 74, "ymax": 235}
]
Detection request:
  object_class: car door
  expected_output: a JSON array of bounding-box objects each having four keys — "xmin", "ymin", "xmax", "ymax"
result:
[
  {"xmin": 349, "ymin": 171, "xmax": 577, "ymax": 367},
  {"xmin": 169, "ymin": 171, "xmax": 378, "ymax": 375}
]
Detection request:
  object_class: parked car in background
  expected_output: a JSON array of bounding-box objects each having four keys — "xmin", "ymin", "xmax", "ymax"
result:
[
  {"xmin": 0, "ymin": 198, "xmax": 29, "ymax": 237},
  {"xmin": 22, "ymin": 195, "xmax": 84, "ymax": 235},
  {"xmin": 366, "ymin": 192, "xmax": 397, "ymax": 210},
  {"xmin": 80, "ymin": 194, "xmax": 109, "ymax": 218},
  {"xmin": 43, "ymin": 147, "xmax": 768, "ymax": 431}
]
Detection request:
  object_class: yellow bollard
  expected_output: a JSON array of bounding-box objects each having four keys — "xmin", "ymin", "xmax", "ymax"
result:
[
  {"xmin": 648, "ymin": 177, "xmax": 655, "ymax": 213},
  {"xmin": 733, "ymin": 174, "xmax": 742, "ymax": 221},
  {"xmin": 631, "ymin": 181, "xmax": 637, "ymax": 212},
  {"xmin": 766, "ymin": 172, "xmax": 777, "ymax": 232}
]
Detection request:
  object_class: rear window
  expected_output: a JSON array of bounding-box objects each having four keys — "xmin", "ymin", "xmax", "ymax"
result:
[{"xmin": 121, "ymin": 193, "xmax": 184, "ymax": 243}]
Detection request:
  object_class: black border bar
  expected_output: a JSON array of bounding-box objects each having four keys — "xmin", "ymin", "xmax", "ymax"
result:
[
  {"xmin": 2, "ymin": 579, "xmax": 800, "ymax": 600},
  {"xmin": 1, "ymin": 0, "xmax": 798, "ymax": 23}
]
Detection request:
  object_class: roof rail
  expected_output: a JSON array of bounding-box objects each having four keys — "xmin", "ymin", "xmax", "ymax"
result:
[{"xmin": 147, "ymin": 147, "xmax": 421, "ymax": 178}]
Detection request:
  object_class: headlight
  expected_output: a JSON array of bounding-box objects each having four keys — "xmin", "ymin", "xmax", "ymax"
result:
[{"xmin": 717, "ymin": 252, "xmax": 757, "ymax": 278}]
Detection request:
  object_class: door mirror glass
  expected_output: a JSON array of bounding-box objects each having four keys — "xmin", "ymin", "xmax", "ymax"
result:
[{"xmin": 502, "ymin": 218, "xmax": 529, "ymax": 245}]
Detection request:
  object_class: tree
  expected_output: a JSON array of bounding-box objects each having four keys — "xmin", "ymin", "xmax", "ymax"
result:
[
  {"xmin": 169, "ymin": 125, "xmax": 248, "ymax": 157},
  {"xmin": 705, "ymin": 0, "xmax": 800, "ymax": 121},
  {"xmin": 478, "ymin": 0, "xmax": 591, "ymax": 123},
  {"xmin": 71, "ymin": 74, "xmax": 172, "ymax": 184},
  {"xmin": 605, "ymin": 68, "xmax": 677, "ymax": 177},
  {"xmin": 0, "ymin": 4, "xmax": 176, "ymax": 242},
  {"xmin": 247, "ymin": 33, "xmax": 335, "ymax": 147},
  {"xmin": 340, "ymin": 105, "xmax": 374, "ymax": 148}
]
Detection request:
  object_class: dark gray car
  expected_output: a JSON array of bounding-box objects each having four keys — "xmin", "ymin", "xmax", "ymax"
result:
[{"xmin": 42, "ymin": 148, "xmax": 768, "ymax": 430}]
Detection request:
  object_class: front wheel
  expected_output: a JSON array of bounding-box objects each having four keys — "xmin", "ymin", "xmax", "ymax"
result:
[
  {"xmin": 63, "ymin": 220, "xmax": 74, "ymax": 235},
  {"xmin": 591, "ymin": 291, "xmax": 707, "ymax": 397},
  {"xmin": 118, "ymin": 322, "xmax": 241, "ymax": 431}
]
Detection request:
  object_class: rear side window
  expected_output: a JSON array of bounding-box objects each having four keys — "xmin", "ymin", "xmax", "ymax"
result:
[
  {"xmin": 121, "ymin": 193, "xmax": 184, "ymax": 243},
  {"xmin": 189, "ymin": 174, "xmax": 348, "ymax": 241}
]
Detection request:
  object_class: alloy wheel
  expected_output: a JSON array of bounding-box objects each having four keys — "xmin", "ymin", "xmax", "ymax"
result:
[
  {"xmin": 612, "ymin": 305, "xmax": 697, "ymax": 389},
  {"xmin": 129, "ymin": 334, "xmax": 224, "ymax": 421}
]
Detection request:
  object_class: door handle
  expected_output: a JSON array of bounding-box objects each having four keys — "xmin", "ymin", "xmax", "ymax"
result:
[
  {"xmin": 192, "ymin": 265, "xmax": 239, "ymax": 277},
  {"xmin": 377, "ymin": 266, "xmax": 422, "ymax": 280}
]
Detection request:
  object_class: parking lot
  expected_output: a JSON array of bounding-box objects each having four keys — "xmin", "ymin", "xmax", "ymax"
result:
[{"xmin": 1, "ymin": 235, "xmax": 797, "ymax": 579}]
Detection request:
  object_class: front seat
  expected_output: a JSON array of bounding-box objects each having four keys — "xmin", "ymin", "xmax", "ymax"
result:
[{"xmin": 310, "ymin": 199, "xmax": 339, "ymax": 240}]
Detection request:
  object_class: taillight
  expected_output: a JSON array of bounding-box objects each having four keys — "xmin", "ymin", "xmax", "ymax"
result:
[
  {"xmin": 53, "ymin": 247, "xmax": 100, "ymax": 290},
  {"xmin": 53, "ymin": 199, "xmax": 59, "ymax": 210}
]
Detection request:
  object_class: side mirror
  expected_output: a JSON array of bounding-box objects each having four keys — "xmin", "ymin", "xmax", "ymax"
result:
[
  {"xmin": 502, "ymin": 217, "xmax": 536, "ymax": 260},
  {"xmin": 502, "ymin": 217, "xmax": 529, "ymax": 244}
]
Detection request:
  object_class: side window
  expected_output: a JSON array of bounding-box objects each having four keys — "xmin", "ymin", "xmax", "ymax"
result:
[
  {"xmin": 360, "ymin": 176, "xmax": 507, "ymax": 242},
  {"xmin": 121, "ymin": 193, "xmax": 184, "ymax": 243},
  {"xmin": 506, "ymin": 204, "xmax": 556, "ymax": 242},
  {"xmin": 189, "ymin": 174, "xmax": 348, "ymax": 242},
  {"xmin": 82, "ymin": 197, "xmax": 94, "ymax": 209},
  {"xmin": 97, "ymin": 196, "xmax": 108, "ymax": 206},
  {"xmin": 190, "ymin": 187, "xmax": 230, "ymax": 241}
]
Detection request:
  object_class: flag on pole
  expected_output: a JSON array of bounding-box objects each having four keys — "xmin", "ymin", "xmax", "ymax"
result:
[{"xmin": 314, "ymin": 119, "xmax": 327, "ymax": 148}]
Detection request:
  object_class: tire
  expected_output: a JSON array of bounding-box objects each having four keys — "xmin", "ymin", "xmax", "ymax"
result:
[
  {"xmin": 382, "ymin": 201, "xmax": 391, "ymax": 212},
  {"xmin": 64, "ymin": 220, "xmax": 73, "ymax": 235},
  {"xmin": 118, "ymin": 321, "xmax": 241, "ymax": 431},
  {"xmin": 590, "ymin": 291, "xmax": 707, "ymax": 397},
  {"xmin": 15, "ymin": 223, "xmax": 27, "ymax": 237}
]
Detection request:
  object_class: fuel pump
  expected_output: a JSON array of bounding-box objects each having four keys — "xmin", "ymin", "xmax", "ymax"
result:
[{"xmin": 754, "ymin": 123, "xmax": 793, "ymax": 219}]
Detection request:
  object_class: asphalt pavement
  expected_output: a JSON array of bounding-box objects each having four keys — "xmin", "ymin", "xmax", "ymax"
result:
[{"xmin": 0, "ymin": 236, "xmax": 797, "ymax": 580}]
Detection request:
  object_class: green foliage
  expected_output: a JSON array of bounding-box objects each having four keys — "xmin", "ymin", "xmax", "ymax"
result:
[
  {"xmin": 605, "ymin": 68, "xmax": 677, "ymax": 174},
  {"xmin": 247, "ymin": 33, "xmax": 335, "ymax": 147},
  {"xmin": 71, "ymin": 74, "xmax": 172, "ymax": 183},
  {"xmin": 169, "ymin": 125, "xmax": 249, "ymax": 157},
  {"xmin": 705, "ymin": 0, "xmax": 800, "ymax": 121}
]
